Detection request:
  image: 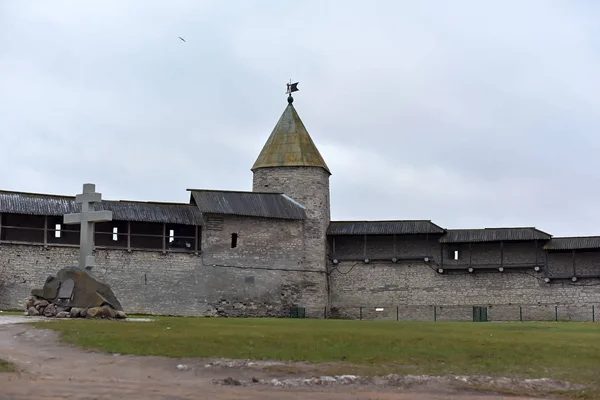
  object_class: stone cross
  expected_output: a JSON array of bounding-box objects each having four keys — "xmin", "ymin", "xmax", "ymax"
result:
[{"xmin": 63, "ymin": 183, "xmax": 113, "ymax": 271}]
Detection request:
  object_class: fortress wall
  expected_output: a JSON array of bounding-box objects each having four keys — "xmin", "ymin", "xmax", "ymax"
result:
[
  {"xmin": 330, "ymin": 235, "xmax": 600, "ymax": 321},
  {"xmin": 0, "ymin": 213, "xmax": 327, "ymax": 317}
]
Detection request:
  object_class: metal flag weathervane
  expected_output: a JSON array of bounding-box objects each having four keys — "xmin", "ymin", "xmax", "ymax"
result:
[
  {"xmin": 286, "ymin": 80, "xmax": 299, "ymax": 95},
  {"xmin": 286, "ymin": 80, "xmax": 299, "ymax": 104}
]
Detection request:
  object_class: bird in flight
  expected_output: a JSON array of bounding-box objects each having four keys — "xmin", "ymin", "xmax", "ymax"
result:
[{"xmin": 178, "ymin": 36, "xmax": 186, "ymax": 42}]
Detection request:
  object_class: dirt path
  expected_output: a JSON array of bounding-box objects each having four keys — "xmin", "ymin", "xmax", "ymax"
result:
[{"xmin": 0, "ymin": 317, "xmax": 553, "ymax": 400}]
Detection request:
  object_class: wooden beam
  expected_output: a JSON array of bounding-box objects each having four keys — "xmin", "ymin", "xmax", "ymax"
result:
[
  {"xmin": 363, "ymin": 234, "xmax": 367, "ymax": 259},
  {"xmin": 534, "ymin": 239, "xmax": 538, "ymax": 266},
  {"xmin": 469, "ymin": 242, "xmax": 472, "ymax": 266},
  {"xmin": 194, "ymin": 225, "xmax": 199, "ymax": 255},
  {"xmin": 162, "ymin": 223, "xmax": 166, "ymax": 254},
  {"xmin": 500, "ymin": 241, "xmax": 504, "ymax": 268},
  {"xmin": 440, "ymin": 244, "xmax": 444, "ymax": 268},
  {"xmin": 127, "ymin": 221, "xmax": 131, "ymax": 252},
  {"xmin": 572, "ymin": 249, "xmax": 576, "ymax": 276},
  {"xmin": 393, "ymin": 234, "xmax": 396, "ymax": 259},
  {"xmin": 332, "ymin": 235, "xmax": 336, "ymax": 258},
  {"xmin": 43, "ymin": 216, "xmax": 48, "ymax": 248}
]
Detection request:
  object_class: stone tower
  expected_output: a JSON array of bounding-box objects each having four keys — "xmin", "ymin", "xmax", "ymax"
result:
[{"xmin": 252, "ymin": 94, "xmax": 331, "ymax": 276}]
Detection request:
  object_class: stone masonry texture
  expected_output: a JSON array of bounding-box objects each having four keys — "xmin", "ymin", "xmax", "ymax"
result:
[
  {"xmin": 328, "ymin": 235, "xmax": 600, "ymax": 321},
  {"xmin": 0, "ymin": 211, "xmax": 327, "ymax": 318},
  {"xmin": 2, "ymin": 214, "xmax": 600, "ymax": 320},
  {"xmin": 2, "ymin": 212, "xmax": 600, "ymax": 320},
  {"xmin": 253, "ymin": 166, "xmax": 331, "ymax": 312}
]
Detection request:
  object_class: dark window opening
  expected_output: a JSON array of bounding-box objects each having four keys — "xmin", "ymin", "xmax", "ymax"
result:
[
  {"xmin": 47, "ymin": 216, "xmax": 79, "ymax": 245},
  {"xmin": 231, "ymin": 233, "xmax": 238, "ymax": 248},
  {"xmin": 166, "ymin": 224, "xmax": 196, "ymax": 251},
  {"xmin": 1, "ymin": 213, "xmax": 45, "ymax": 243},
  {"xmin": 130, "ymin": 221, "xmax": 163, "ymax": 249},
  {"xmin": 448, "ymin": 246, "xmax": 460, "ymax": 260},
  {"xmin": 0, "ymin": 214, "xmax": 200, "ymax": 252},
  {"xmin": 96, "ymin": 220, "xmax": 127, "ymax": 248}
]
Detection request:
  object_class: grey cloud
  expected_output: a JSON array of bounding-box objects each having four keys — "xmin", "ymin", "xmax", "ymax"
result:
[{"xmin": 1, "ymin": 0, "xmax": 599, "ymax": 237}]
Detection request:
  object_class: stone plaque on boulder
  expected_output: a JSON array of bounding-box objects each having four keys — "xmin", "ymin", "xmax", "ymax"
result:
[{"xmin": 57, "ymin": 279, "xmax": 75, "ymax": 300}]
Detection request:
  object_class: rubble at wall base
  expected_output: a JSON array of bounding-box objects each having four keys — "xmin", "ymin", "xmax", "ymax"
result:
[{"xmin": 24, "ymin": 296, "xmax": 127, "ymax": 319}]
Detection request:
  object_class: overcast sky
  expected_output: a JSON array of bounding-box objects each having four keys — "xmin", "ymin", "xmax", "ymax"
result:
[{"xmin": 1, "ymin": 1, "xmax": 599, "ymax": 237}]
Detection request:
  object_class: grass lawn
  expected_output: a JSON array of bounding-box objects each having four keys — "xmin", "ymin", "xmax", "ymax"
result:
[
  {"xmin": 0, "ymin": 359, "xmax": 15, "ymax": 373},
  {"xmin": 0, "ymin": 310, "xmax": 24, "ymax": 316},
  {"xmin": 32, "ymin": 318, "xmax": 600, "ymax": 397}
]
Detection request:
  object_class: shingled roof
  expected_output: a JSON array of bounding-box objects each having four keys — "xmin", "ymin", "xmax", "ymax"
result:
[
  {"xmin": 439, "ymin": 227, "xmax": 552, "ymax": 243},
  {"xmin": 543, "ymin": 236, "xmax": 600, "ymax": 250},
  {"xmin": 327, "ymin": 220, "xmax": 445, "ymax": 235},
  {"xmin": 188, "ymin": 189, "xmax": 307, "ymax": 220},
  {"xmin": 0, "ymin": 190, "xmax": 203, "ymax": 225},
  {"xmin": 251, "ymin": 99, "xmax": 330, "ymax": 174}
]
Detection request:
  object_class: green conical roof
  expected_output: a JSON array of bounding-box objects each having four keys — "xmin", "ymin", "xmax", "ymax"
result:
[{"xmin": 251, "ymin": 100, "xmax": 330, "ymax": 174}]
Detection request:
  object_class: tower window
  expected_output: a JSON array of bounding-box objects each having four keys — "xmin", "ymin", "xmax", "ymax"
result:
[
  {"xmin": 55, "ymin": 224, "xmax": 61, "ymax": 238},
  {"xmin": 231, "ymin": 233, "xmax": 238, "ymax": 248}
]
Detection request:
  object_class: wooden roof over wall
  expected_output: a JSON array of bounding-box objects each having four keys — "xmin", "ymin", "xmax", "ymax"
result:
[{"xmin": 0, "ymin": 190, "xmax": 203, "ymax": 225}]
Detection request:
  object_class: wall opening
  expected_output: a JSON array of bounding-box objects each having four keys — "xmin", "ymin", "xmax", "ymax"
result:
[
  {"xmin": 231, "ymin": 233, "xmax": 238, "ymax": 248},
  {"xmin": 375, "ymin": 307, "xmax": 384, "ymax": 312},
  {"xmin": 1, "ymin": 213, "xmax": 45, "ymax": 242},
  {"xmin": 166, "ymin": 223, "xmax": 197, "ymax": 251},
  {"xmin": 55, "ymin": 224, "xmax": 61, "ymax": 238},
  {"xmin": 454, "ymin": 250, "xmax": 459, "ymax": 260},
  {"xmin": 130, "ymin": 221, "xmax": 163, "ymax": 249},
  {"xmin": 96, "ymin": 220, "xmax": 127, "ymax": 248}
]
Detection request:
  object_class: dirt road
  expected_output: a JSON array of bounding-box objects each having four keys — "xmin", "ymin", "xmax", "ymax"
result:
[{"xmin": 0, "ymin": 316, "xmax": 551, "ymax": 400}]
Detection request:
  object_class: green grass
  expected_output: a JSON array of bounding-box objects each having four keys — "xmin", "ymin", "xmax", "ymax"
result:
[
  {"xmin": 0, "ymin": 310, "xmax": 25, "ymax": 316},
  {"xmin": 32, "ymin": 318, "xmax": 600, "ymax": 397},
  {"xmin": 0, "ymin": 359, "xmax": 15, "ymax": 373}
]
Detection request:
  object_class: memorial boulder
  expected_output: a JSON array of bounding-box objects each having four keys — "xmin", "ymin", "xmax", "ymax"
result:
[{"xmin": 27, "ymin": 266, "xmax": 126, "ymax": 318}]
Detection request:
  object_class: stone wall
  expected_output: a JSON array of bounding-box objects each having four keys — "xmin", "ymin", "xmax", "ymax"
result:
[
  {"xmin": 200, "ymin": 213, "xmax": 327, "ymax": 317},
  {"xmin": 0, "ymin": 213, "xmax": 327, "ymax": 317},
  {"xmin": 4, "ymin": 224, "xmax": 600, "ymax": 321},
  {"xmin": 330, "ymin": 244, "xmax": 600, "ymax": 320},
  {"xmin": 329, "ymin": 234, "xmax": 600, "ymax": 321},
  {"xmin": 330, "ymin": 303, "xmax": 599, "ymax": 322}
]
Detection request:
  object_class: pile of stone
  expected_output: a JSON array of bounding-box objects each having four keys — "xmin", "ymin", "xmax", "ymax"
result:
[{"xmin": 25, "ymin": 295, "xmax": 126, "ymax": 319}]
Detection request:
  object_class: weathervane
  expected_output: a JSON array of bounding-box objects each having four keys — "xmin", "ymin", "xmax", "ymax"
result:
[{"xmin": 286, "ymin": 80, "xmax": 299, "ymax": 104}]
